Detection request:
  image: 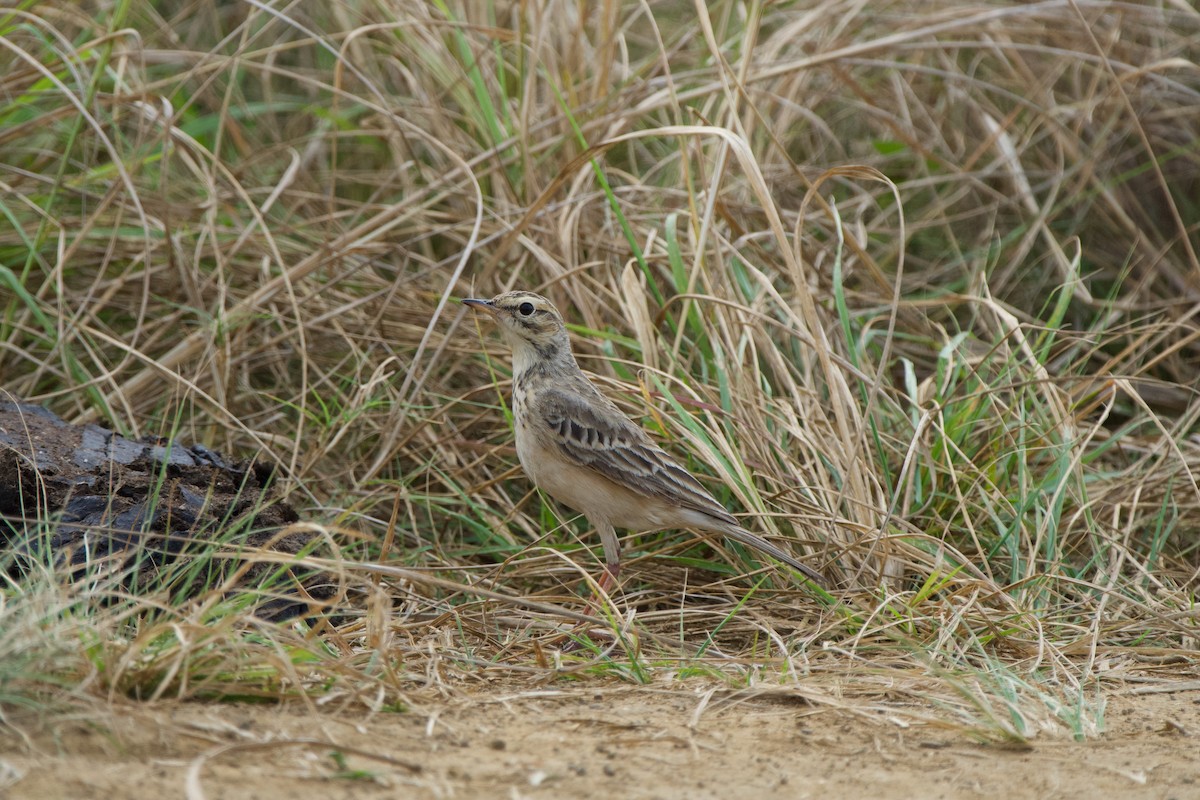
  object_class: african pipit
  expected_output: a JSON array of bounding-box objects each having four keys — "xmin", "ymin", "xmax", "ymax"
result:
[{"xmin": 462, "ymin": 290, "xmax": 823, "ymax": 590}]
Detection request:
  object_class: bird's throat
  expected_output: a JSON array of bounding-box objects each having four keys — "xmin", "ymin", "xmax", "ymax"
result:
[{"xmin": 509, "ymin": 336, "xmax": 571, "ymax": 379}]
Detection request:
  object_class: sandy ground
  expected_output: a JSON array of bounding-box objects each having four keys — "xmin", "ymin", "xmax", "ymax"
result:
[{"xmin": 2, "ymin": 681, "xmax": 1198, "ymax": 799}]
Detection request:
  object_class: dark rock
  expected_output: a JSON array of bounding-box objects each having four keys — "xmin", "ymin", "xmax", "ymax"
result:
[{"xmin": 0, "ymin": 400, "xmax": 339, "ymax": 620}]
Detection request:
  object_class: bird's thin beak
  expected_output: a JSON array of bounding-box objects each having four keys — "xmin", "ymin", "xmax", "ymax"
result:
[{"xmin": 461, "ymin": 298, "xmax": 497, "ymax": 314}]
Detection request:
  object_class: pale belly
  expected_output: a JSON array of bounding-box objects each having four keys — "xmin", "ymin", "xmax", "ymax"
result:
[{"xmin": 515, "ymin": 419, "xmax": 675, "ymax": 531}]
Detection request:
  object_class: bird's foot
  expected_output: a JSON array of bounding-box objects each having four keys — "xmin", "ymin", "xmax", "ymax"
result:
[{"xmin": 559, "ymin": 562, "xmax": 622, "ymax": 652}]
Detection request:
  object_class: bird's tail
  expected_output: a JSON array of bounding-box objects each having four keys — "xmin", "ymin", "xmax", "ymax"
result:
[{"xmin": 717, "ymin": 522, "xmax": 825, "ymax": 585}]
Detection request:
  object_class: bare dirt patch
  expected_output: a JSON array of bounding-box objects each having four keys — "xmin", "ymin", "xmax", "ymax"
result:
[{"xmin": 3, "ymin": 684, "xmax": 1197, "ymax": 799}]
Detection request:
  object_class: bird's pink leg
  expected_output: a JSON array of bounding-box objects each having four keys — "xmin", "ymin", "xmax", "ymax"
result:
[
  {"xmin": 560, "ymin": 526, "xmax": 624, "ymax": 649},
  {"xmin": 596, "ymin": 560, "xmax": 621, "ymax": 595},
  {"xmin": 594, "ymin": 521, "xmax": 622, "ymax": 597},
  {"xmin": 560, "ymin": 562, "xmax": 621, "ymax": 652}
]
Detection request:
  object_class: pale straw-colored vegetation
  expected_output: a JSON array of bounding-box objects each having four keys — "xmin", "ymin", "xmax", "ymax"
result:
[{"xmin": 1, "ymin": 0, "xmax": 1197, "ymax": 741}]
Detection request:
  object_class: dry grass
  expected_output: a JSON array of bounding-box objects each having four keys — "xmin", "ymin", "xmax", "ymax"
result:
[{"xmin": 1, "ymin": 0, "xmax": 1198, "ymax": 741}]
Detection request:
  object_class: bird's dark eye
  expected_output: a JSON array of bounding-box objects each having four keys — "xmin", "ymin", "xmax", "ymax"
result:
[{"xmin": 518, "ymin": 302, "xmax": 535, "ymax": 316}]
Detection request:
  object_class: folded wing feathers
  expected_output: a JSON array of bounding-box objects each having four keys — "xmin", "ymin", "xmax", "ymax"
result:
[{"xmin": 540, "ymin": 389, "xmax": 739, "ymax": 526}]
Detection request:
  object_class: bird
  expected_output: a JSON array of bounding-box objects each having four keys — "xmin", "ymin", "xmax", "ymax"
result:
[{"xmin": 461, "ymin": 289, "xmax": 824, "ymax": 593}]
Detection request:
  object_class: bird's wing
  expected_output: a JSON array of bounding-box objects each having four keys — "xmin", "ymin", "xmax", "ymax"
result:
[{"xmin": 535, "ymin": 387, "xmax": 738, "ymax": 526}]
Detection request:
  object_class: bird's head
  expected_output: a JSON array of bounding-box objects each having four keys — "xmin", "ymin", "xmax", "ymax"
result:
[{"xmin": 461, "ymin": 291, "xmax": 572, "ymax": 372}]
